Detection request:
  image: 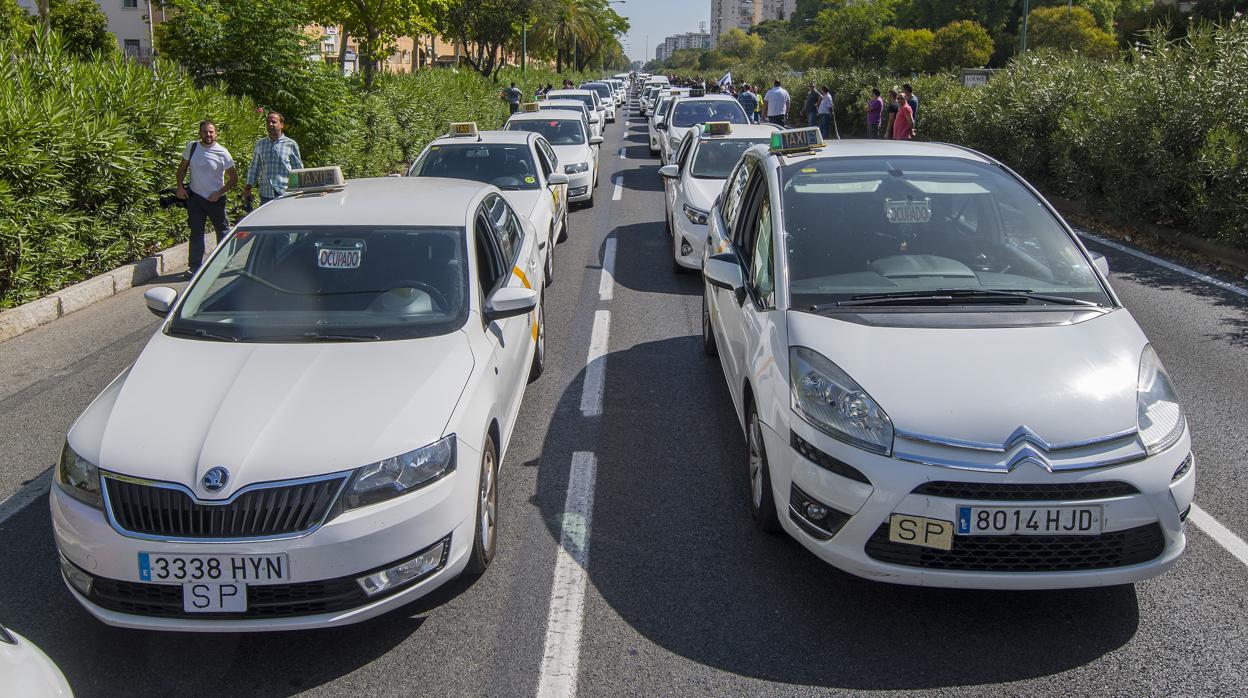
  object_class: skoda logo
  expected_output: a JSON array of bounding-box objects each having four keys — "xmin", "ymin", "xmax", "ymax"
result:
[{"xmin": 202, "ymin": 467, "xmax": 229, "ymax": 492}]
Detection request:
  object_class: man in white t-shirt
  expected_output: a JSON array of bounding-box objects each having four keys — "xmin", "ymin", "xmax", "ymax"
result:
[
  {"xmin": 763, "ymin": 80, "xmax": 791, "ymax": 127},
  {"xmin": 176, "ymin": 120, "xmax": 237, "ymax": 272}
]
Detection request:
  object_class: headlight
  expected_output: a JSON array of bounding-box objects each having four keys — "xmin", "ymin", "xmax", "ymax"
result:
[
  {"xmin": 790, "ymin": 347, "xmax": 894, "ymax": 455},
  {"xmin": 56, "ymin": 442, "xmax": 102, "ymax": 509},
  {"xmin": 343, "ymin": 435, "xmax": 456, "ymax": 510},
  {"xmin": 1137, "ymin": 345, "xmax": 1185, "ymax": 455},
  {"xmin": 683, "ymin": 203, "xmax": 709, "ymax": 225},
  {"xmin": 565, "ymin": 162, "xmax": 590, "ymax": 174}
]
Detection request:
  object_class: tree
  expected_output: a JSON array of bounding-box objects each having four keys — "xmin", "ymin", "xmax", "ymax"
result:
[
  {"xmin": 420, "ymin": 0, "xmax": 532, "ymax": 78},
  {"xmin": 1027, "ymin": 5, "xmax": 1118, "ymax": 58},
  {"xmin": 665, "ymin": 47, "xmax": 704, "ymax": 70},
  {"xmin": 48, "ymin": 0, "xmax": 114, "ymax": 58},
  {"xmin": 930, "ymin": 19, "xmax": 993, "ymax": 69},
  {"xmin": 528, "ymin": 0, "xmax": 626, "ymax": 73},
  {"xmin": 813, "ymin": 0, "xmax": 897, "ymax": 67},
  {"xmin": 312, "ymin": 0, "xmax": 431, "ymax": 87},
  {"xmin": 718, "ymin": 27, "xmax": 763, "ymax": 61},
  {"xmin": 886, "ymin": 28, "xmax": 933, "ymax": 75},
  {"xmin": 0, "ymin": 0, "xmax": 33, "ymax": 43}
]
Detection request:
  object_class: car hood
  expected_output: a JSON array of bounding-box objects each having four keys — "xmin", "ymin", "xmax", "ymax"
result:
[
  {"xmin": 69, "ymin": 330, "xmax": 474, "ymax": 498},
  {"xmin": 500, "ymin": 190, "xmax": 546, "ymax": 220},
  {"xmin": 786, "ymin": 309, "xmax": 1147, "ymax": 447},
  {"xmin": 552, "ymin": 144, "xmax": 592, "ymax": 168},
  {"xmin": 684, "ymin": 177, "xmax": 723, "ymax": 211}
]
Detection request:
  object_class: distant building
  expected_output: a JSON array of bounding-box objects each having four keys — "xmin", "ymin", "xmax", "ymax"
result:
[
  {"xmin": 17, "ymin": 0, "xmax": 168, "ymax": 64},
  {"xmin": 709, "ymin": 0, "xmax": 795, "ymax": 47},
  {"xmin": 657, "ymin": 31, "xmax": 711, "ymax": 63}
]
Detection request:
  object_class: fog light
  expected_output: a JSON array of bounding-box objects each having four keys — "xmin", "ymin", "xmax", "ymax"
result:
[
  {"xmin": 789, "ymin": 484, "xmax": 850, "ymax": 541},
  {"xmin": 59, "ymin": 553, "xmax": 92, "ymax": 596},
  {"xmin": 680, "ymin": 237, "xmax": 693, "ymax": 256},
  {"xmin": 357, "ymin": 536, "xmax": 450, "ymax": 597},
  {"xmin": 804, "ymin": 502, "xmax": 828, "ymax": 521}
]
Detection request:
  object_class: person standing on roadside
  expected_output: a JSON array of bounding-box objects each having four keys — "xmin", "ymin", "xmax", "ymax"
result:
[
  {"xmin": 503, "ymin": 81, "xmax": 523, "ymax": 114},
  {"xmin": 903, "ymin": 83, "xmax": 920, "ymax": 136},
  {"xmin": 176, "ymin": 120, "xmax": 236, "ymax": 274},
  {"xmin": 866, "ymin": 88, "xmax": 884, "ymax": 139},
  {"xmin": 893, "ymin": 91, "xmax": 915, "ymax": 141},
  {"xmin": 884, "ymin": 88, "xmax": 901, "ymax": 140},
  {"xmin": 817, "ymin": 85, "xmax": 835, "ymax": 139},
  {"xmin": 802, "ymin": 82, "xmax": 820, "ymax": 128},
  {"xmin": 737, "ymin": 84, "xmax": 759, "ymax": 124},
  {"xmin": 764, "ymin": 80, "xmax": 791, "ymax": 126},
  {"xmin": 243, "ymin": 111, "xmax": 303, "ymax": 207}
]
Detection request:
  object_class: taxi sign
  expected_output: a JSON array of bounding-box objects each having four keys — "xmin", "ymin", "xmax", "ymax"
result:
[
  {"xmin": 521, "ymin": 102, "xmax": 540, "ymax": 113},
  {"xmin": 448, "ymin": 122, "xmax": 480, "ymax": 139},
  {"xmin": 288, "ymin": 166, "xmax": 344, "ymax": 194},
  {"xmin": 688, "ymin": 87, "xmax": 706, "ymax": 97},
  {"xmin": 703, "ymin": 121, "xmax": 733, "ymax": 137},
  {"xmin": 770, "ymin": 127, "xmax": 825, "ymax": 155}
]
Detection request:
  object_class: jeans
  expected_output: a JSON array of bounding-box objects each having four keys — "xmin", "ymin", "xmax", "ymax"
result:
[
  {"xmin": 867, "ymin": 122, "xmax": 882, "ymax": 139},
  {"xmin": 186, "ymin": 193, "xmax": 229, "ymax": 270},
  {"xmin": 768, "ymin": 114, "xmax": 786, "ymax": 126},
  {"xmin": 807, "ymin": 112, "xmax": 818, "ymax": 127},
  {"xmin": 818, "ymin": 113, "xmax": 833, "ymax": 138},
  {"xmin": 508, "ymin": 103, "xmax": 519, "ymax": 114}
]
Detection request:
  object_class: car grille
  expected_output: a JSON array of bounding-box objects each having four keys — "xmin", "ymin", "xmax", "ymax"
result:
[
  {"xmin": 910, "ymin": 481, "xmax": 1139, "ymax": 501},
  {"xmin": 104, "ymin": 474, "xmax": 346, "ymax": 540},
  {"xmin": 864, "ymin": 522, "xmax": 1164, "ymax": 572},
  {"xmin": 88, "ymin": 577, "xmax": 368, "ymax": 620}
]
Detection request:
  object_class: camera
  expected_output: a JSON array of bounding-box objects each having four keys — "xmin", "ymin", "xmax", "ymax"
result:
[{"xmin": 158, "ymin": 188, "xmax": 187, "ymax": 210}]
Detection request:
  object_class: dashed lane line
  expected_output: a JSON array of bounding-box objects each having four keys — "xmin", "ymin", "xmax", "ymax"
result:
[
  {"xmin": 578, "ymin": 310, "xmax": 610, "ymax": 418},
  {"xmin": 611, "ymin": 176, "xmax": 624, "ymax": 202},
  {"xmin": 598, "ymin": 238, "xmax": 617, "ymax": 302}
]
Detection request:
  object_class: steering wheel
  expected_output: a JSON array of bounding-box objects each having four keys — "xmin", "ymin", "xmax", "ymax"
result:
[{"xmin": 372, "ymin": 280, "xmax": 449, "ymax": 313}]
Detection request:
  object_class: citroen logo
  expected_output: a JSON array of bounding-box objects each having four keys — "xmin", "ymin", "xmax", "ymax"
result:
[{"xmin": 202, "ymin": 467, "xmax": 229, "ymax": 492}]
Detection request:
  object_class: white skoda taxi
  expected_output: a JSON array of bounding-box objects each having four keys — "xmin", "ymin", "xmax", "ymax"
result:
[
  {"xmin": 701, "ymin": 129, "xmax": 1194, "ymax": 589},
  {"xmin": 505, "ymin": 106, "xmax": 603, "ymax": 207},
  {"xmin": 409, "ymin": 123, "xmax": 569, "ymax": 281},
  {"xmin": 52, "ymin": 168, "xmax": 549, "ymax": 630},
  {"xmin": 659, "ymin": 121, "xmax": 778, "ymax": 271}
]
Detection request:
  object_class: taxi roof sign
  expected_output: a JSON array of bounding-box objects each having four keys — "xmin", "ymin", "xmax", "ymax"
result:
[
  {"xmin": 770, "ymin": 127, "xmax": 825, "ymax": 155},
  {"xmin": 703, "ymin": 122, "xmax": 733, "ymax": 136},
  {"xmin": 521, "ymin": 102, "xmax": 540, "ymax": 112},
  {"xmin": 288, "ymin": 166, "xmax": 345, "ymax": 194},
  {"xmin": 448, "ymin": 122, "xmax": 480, "ymax": 139}
]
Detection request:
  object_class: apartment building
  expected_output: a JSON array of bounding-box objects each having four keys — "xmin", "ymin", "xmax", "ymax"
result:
[
  {"xmin": 709, "ymin": 0, "xmax": 795, "ymax": 47},
  {"xmin": 16, "ymin": 0, "xmax": 167, "ymax": 62},
  {"xmin": 656, "ymin": 31, "xmax": 712, "ymax": 62}
]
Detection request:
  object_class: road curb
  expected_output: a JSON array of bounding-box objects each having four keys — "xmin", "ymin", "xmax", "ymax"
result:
[{"xmin": 0, "ymin": 236, "xmax": 208, "ymax": 344}]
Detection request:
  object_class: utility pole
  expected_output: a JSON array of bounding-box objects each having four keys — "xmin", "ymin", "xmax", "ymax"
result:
[
  {"xmin": 1021, "ymin": 0, "xmax": 1031, "ymax": 53},
  {"xmin": 521, "ymin": 22, "xmax": 527, "ymax": 75},
  {"xmin": 37, "ymin": 0, "xmax": 49, "ymax": 33}
]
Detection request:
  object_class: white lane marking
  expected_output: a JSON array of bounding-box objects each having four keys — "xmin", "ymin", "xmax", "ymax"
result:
[
  {"xmin": 0, "ymin": 468, "xmax": 52, "ymax": 526},
  {"xmin": 618, "ymin": 148, "xmax": 626, "ymax": 160},
  {"xmin": 1189, "ymin": 504, "xmax": 1248, "ymax": 569},
  {"xmin": 612, "ymin": 176, "xmax": 624, "ymax": 201},
  {"xmin": 579, "ymin": 310, "xmax": 610, "ymax": 417},
  {"xmin": 536, "ymin": 451, "xmax": 598, "ymax": 698},
  {"xmin": 598, "ymin": 238, "xmax": 617, "ymax": 302},
  {"xmin": 1080, "ymin": 231, "xmax": 1248, "ymax": 298}
]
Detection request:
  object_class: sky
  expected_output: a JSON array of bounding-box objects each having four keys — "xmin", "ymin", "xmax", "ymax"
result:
[{"xmin": 616, "ymin": 0, "xmax": 710, "ymax": 64}]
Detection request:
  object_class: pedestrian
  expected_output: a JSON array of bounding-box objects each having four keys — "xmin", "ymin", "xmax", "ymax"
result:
[
  {"xmin": 866, "ymin": 88, "xmax": 884, "ymax": 138},
  {"xmin": 903, "ymin": 83, "xmax": 919, "ymax": 136},
  {"xmin": 893, "ymin": 90, "xmax": 915, "ymax": 141},
  {"xmin": 884, "ymin": 88, "xmax": 901, "ymax": 140},
  {"xmin": 737, "ymin": 84, "xmax": 759, "ymax": 124},
  {"xmin": 503, "ymin": 81, "xmax": 523, "ymax": 114},
  {"xmin": 175, "ymin": 120, "xmax": 237, "ymax": 274},
  {"xmin": 243, "ymin": 111, "xmax": 303, "ymax": 208},
  {"xmin": 764, "ymin": 79, "xmax": 790, "ymax": 127},
  {"xmin": 803, "ymin": 82, "xmax": 820, "ymax": 128},
  {"xmin": 817, "ymin": 85, "xmax": 835, "ymax": 139}
]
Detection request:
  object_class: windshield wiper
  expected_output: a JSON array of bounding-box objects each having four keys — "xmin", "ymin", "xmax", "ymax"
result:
[
  {"xmin": 813, "ymin": 288, "xmax": 1102, "ymax": 310},
  {"xmin": 167, "ymin": 325, "xmax": 240, "ymax": 342},
  {"xmin": 247, "ymin": 332, "xmax": 382, "ymax": 342}
]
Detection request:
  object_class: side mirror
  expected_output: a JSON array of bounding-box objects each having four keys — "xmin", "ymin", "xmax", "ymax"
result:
[
  {"xmin": 484, "ymin": 286, "xmax": 538, "ymax": 322},
  {"xmin": 590, "ymin": 114, "xmax": 600, "ymax": 124},
  {"xmin": 547, "ymin": 172, "xmax": 570, "ymax": 186},
  {"xmin": 1090, "ymin": 251, "xmax": 1109, "ymax": 277},
  {"xmin": 658, "ymin": 164, "xmax": 680, "ymax": 179},
  {"xmin": 144, "ymin": 286, "xmax": 179, "ymax": 317},
  {"xmin": 703, "ymin": 253, "xmax": 746, "ymax": 305},
  {"xmin": 656, "ymin": 121, "xmax": 668, "ymax": 131},
  {"xmin": 589, "ymin": 136, "xmax": 604, "ymax": 145}
]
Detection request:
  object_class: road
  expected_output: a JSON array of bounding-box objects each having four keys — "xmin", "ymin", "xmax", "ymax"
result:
[{"xmin": 1, "ymin": 99, "xmax": 1247, "ymax": 696}]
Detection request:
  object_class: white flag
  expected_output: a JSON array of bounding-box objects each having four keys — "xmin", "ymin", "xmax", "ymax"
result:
[{"xmin": 718, "ymin": 72, "xmax": 732, "ymax": 87}]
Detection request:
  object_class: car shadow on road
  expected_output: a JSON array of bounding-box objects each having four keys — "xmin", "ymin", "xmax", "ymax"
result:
[
  {"xmin": 603, "ymin": 223, "xmax": 701, "ymax": 298},
  {"xmin": 0, "ymin": 500, "xmax": 475, "ymax": 697},
  {"xmin": 534, "ymin": 334, "xmax": 1141, "ymax": 691}
]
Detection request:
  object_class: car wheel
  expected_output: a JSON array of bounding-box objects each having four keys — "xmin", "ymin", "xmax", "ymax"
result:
[
  {"xmin": 528, "ymin": 296, "xmax": 546, "ymax": 382},
  {"xmin": 465, "ymin": 434, "xmax": 499, "ymax": 575},
  {"xmin": 557, "ymin": 210, "xmax": 568, "ymax": 243},
  {"xmin": 584, "ymin": 190, "xmax": 595, "ymax": 208},
  {"xmin": 747, "ymin": 407, "xmax": 780, "ymax": 532},
  {"xmin": 665, "ymin": 209, "xmax": 673, "ymax": 237},
  {"xmin": 701, "ymin": 290, "xmax": 718, "ymax": 357},
  {"xmin": 544, "ymin": 235, "xmax": 555, "ymax": 287}
]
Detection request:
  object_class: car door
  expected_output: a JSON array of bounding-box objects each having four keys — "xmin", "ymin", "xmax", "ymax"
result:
[
  {"xmin": 479, "ymin": 196, "xmax": 536, "ymax": 405},
  {"xmin": 717, "ymin": 164, "xmax": 771, "ymax": 410},
  {"xmin": 533, "ymin": 138, "xmax": 564, "ymax": 244}
]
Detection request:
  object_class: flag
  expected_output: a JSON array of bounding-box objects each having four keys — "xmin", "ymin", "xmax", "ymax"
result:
[{"xmin": 718, "ymin": 72, "xmax": 733, "ymax": 87}]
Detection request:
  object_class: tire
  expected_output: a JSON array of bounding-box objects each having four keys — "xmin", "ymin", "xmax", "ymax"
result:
[
  {"xmin": 583, "ymin": 190, "xmax": 595, "ymax": 209},
  {"xmin": 701, "ymin": 290, "xmax": 718, "ymax": 357},
  {"xmin": 544, "ymin": 235, "xmax": 555, "ymax": 287},
  {"xmin": 557, "ymin": 210, "xmax": 568, "ymax": 243},
  {"xmin": 747, "ymin": 407, "xmax": 780, "ymax": 533},
  {"xmin": 465, "ymin": 434, "xmax": 499, "ymax": 576},
  {"xmin": 528, "ymin": 296, "xmax": 546, "ymax": 382},
  {"xmin": 665, "ymin": 209, "xmax": 673, "ymax": 237}
]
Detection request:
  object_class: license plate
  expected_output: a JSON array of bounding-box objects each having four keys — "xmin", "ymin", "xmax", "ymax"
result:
[
  {"xmin": 138, "ymin": 552, "xmax": 289, "ymax": 584},
  {"xmin": 183, "ymin": 582, "xmax": 247, "ymax": 613},
  {"xmin": 888, "ymin": 514, "xmax": 954, "ymax": 551},
  {"xmin": 957, "ymin": 506, "xmax": 1102, "ymax": 536}
]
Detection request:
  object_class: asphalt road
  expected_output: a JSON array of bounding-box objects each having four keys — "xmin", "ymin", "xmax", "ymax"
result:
[{"xmin": 1, "ymin": 99, "xmax": 1247, "ymax": 696}]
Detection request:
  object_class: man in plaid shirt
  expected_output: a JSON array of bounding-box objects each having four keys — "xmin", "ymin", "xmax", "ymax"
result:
[{"xmin": 243, "ymin": 111, "xmax": 303, "ymax": 206}]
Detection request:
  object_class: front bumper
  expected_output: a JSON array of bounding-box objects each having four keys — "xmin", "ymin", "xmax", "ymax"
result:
[
  {"xmin": 764, "ymin": 417, "xmax": 1193, "ymax": 590},
  {"xmin": 671, "ymin": 210, "xmax": 708, "ymax": 269},
  {"xmin": 50, "ymin": 441, "xmax": 481, "ymax": 631},
  {"xmin": 567, "ymin": 170, "xmax": 594, "ymax": 202}
]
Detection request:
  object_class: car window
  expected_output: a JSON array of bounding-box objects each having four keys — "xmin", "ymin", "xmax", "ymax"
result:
[
  {"xmin": 657, "ymin": 98, "xmax": 673, "ymax": 119},
  {"xmin": 690, "ymin": 139, "xmax": 768, "ymax": 180},
  {"xmin": 721, "ymin": 158, "xmax": 755, "ymax": 233},
  {"xmin": 534, "ymin": 139, "xmax": 557, "ymax": 176},
  {"xmin": 410, "ymin": 144, "xmax": 539, "ymax": 191},
  {"xmin": 676, "ymin": 135, "xmax": 696, "ymax": 168},
  {"xmin": 484, "ymin": 194, "xmax": 522, "ymax": 265},
  {"xmin": 750, "ymin": 195, "xmax": 775, "ymax": 308},
  {"xmin": 733, "ymin": 170, "xmax": 769, "ymax": 265},
  {"xmin": 474, "ymin": 211, "xmax": 506, "ymax": 299}
]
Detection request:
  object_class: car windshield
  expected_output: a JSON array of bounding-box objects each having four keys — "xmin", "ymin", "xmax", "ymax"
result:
[
  {"xmin": 670, "ymin": 100, "xmax": 749, "ymax": 128},
  {"xmin": 647, "ymin": 88, "xmax": 660, "ymax": 101},
  {"xmin": 690, "ymin": 139, "xmax": 768, "ymax": 179},
  {"xmin": 552, "ymin": 93, "xmax": 596, "ymax": 111},
  {"xmin": 508, "ymin": 119, "xmax": 586, "ymax": 146},
  {"xmin": 541, "ymin": 103, "xmax": 589, "ymax": 120},
  {"xmin": 169, "ymin": 226, "xmax": 469, "ymax": 342},
  {"xmin": 656, "ymin": 98, "xmax": 673, "ymax": 118},
  {"xmin": 582, "ymin": 83, "xmax": 612, "ymax": 101},
  {"xmin": 410, "ymin": 143, "xmax": 540, "ymax": 191},
  {"xmin": 780, "ymin": 156, "xmax": 1112, "ymax": 308}
]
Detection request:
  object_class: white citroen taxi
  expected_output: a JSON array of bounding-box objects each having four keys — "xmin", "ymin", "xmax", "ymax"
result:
[
  {"xmin": 505, "ymin": 107, "xmax": 603, "ymax": 207},
  {"xmin": 1, "ymin": 623, "xmax": 72, "ymax": 697},
  {"xmin": 52, "ymin": 168, "xmax": 550, "ymax": 630},
  {"xmin": 657, "ymin": 93, "xmax": 750, "ymax": 166},
  {"xmin": 409, "ymin": 123, "xmax": 569, "ymax": 282},
  {"xmin": 701, "ymin": 129, "xmax": 1194, "ymax": 590},
  {"xmin": 659, "ymin": 122, "xmax": 778, "ymax": 271}
]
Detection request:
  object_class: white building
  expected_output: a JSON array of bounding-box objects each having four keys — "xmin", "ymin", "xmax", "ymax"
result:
[
  {"xmin": 17, "ymin": 0, "xmax": 168, "ymax": 62},
  {"xmin": 709, "ymin": 0, "xmax": 796, "ymax": 47}
]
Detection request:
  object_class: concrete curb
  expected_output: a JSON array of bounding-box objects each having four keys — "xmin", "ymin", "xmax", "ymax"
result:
[{"xmin": 0, "ymin": 235, "xmax": 210, "ymax": 344}]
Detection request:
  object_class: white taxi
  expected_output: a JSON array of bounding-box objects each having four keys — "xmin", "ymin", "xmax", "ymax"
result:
[
  {"xmin": 538, "ymin": 98, "xmax": 601, "ymax": 139},
  {"xmin": 408, "ymin": 123, "xmax": 569, "ymax": 282},
  {"xmin": 657, "ymin": 93, "xmax": 750, "ymax": 165},
  {"xmin": 658, "ymin": 122, "xmax": 778, "ymax": 271},
  {"xmin": 52, "ymin": 168, "xmax": 550, "ymax": 630},
  {"xmin": 648, "ymin": 89, "xmax": 689, "ymax": 156},
  {"xmin": 1, "ymin": 623, "xmax": 71, "ymax": 696},
  {"xmin": 579, "ymin": 82, "xmax": 617, "ymax": 121},
  {"xmin": 701, "ymin": 129, "xmax": 1193, "ymax": 590},
  {"xmin": 545, "ymin": 90, "xmax": 607, "ymax": 132},
  {"xmin": 505, "ymin": 106, "xmax": 603, "ymax": 207}
]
